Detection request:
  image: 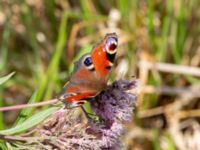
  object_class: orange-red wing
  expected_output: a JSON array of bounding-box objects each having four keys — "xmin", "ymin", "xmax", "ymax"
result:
[
  {"xmin": 91, "ymin": 33, "xmax": 118, "ymax": 78},
  {"xmin": 91, "ymin": 44, "xmax": 110, "ymax": 77},
  {"xmin": 65, "ymin": 91, "xmax": 97, "ymax": 103}
]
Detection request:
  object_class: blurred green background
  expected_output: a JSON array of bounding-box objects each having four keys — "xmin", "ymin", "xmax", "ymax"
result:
[{"xmin": 0, "ymin": 0, "xmax": 200, "ymax": 149}]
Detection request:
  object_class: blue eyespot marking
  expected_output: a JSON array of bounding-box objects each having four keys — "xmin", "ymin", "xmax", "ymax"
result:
[{"xmin": 84, "ymin": 57, "xmax": 93, "ymax": 66}]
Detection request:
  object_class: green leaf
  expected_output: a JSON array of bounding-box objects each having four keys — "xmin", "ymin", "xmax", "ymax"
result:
[
  {"xmin": 0, "ymin": 141, "xmax": 8, "ymax": 150},
  {"xmin": 0, "ymin": 107, "xmax": 59, "ymax": 135},
  {"xmin": 0, "ymin": 72, "xmax": 15, "ymax": 85},
  {"xmin": 13, "ymin": 92, "xmax": 37, "ymax": 126}
]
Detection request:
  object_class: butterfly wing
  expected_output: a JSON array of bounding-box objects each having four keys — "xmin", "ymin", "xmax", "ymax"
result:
[
  {"xmin": 59, "ymin": 54, "xmax": 102, "ymax": 108},
  {"xmin": 91, "ymin": 33, "xmax": 118, "ymax": 78}
]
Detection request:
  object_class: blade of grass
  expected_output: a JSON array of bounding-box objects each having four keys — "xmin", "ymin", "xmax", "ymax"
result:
[
  {"xmin": 0, "ymin": 107, "xmax": 59, "ymax": 135},
  {"xmin": 80, "ymin": 0, "xmax": 95, "ymax": 19},
  {"xmin": 36, "ymin": 12, "xmax": 69, "ymax": 101},
  {"xmin": 80, "ymin": 0, "xmax": 96, "ymax": 33},
  {"xmin": 40, "ymin": 12, "xmax": 86, "ymax": 101},
  {"xmin": 117, "ymin": 0, "xmax": 130, "ymax": 30},
  {"xmin": 0, "ymin": 11, "xmax": 11, "ymax": 72},
  {"xmin": 0, "ymin": 9, "xmax": 12, "ymax": 130},
  {"xmin": 157, "ymin": 0, "xmax": 173, "ymax": 61},
  {"xmin": 152, "ymin": 130, "xmax": 162, "ymax": 150},
  {"xmin": 13, "ymin": 92, "xmax": 37, "ymax": 126},
  {"xmin": 5, "ymin": 143, "xmax": 14, "ymax": 150},
  {"xmin": 20, "ymin": 3, "xmax": 44, "ymax": 92},
  {"xmin": 177, "ymin": 0, "xmax": 187, "ymax": 59},
  {"xmin": 0, "ymin": 72, "xmax": 15, "ymax": 85},
  {"xmin": 44, "ymin": 0, "xmax": 57, "ymax": 33},
  {"xmin": 0, "ymin": 142, "xmax": 7, "ymax": 150},
  {"xmin": 0, "ymin": 72, "xmax": 15, "ymax": 130},
  {"xmin": 147, "ymin": 0, "xmax": 155, "ymax": 37},
  {"xmin": 165, "ymin": 133, "xmax": 176, "ymax": 150},
  {"xmin": 172, "ymin": 21, "xmax": 181, "ymax": 63}
]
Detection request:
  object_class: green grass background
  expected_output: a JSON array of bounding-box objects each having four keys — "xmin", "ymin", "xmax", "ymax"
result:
[{"xmin": 0, "ymin": 0, "xmax": 200, "ymax": 149}]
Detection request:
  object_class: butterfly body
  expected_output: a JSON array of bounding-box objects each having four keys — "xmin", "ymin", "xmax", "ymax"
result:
[{"xmin": 59, "ymin": 33, "xmax": 118, "ymax": 108}]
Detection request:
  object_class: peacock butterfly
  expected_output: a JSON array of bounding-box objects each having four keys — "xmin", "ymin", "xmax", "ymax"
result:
[{"xmin": 59, "ymin": 33, "xmax": 118, "ymax": 108}]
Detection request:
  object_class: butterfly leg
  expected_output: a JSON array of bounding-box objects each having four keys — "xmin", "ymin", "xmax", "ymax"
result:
[
  {"xmin": 80, "ymin": 106, "xmax": 99, "ymax": 121},
  {"xmin": 80, "ymin": 105, "xmax": 91, "ymax": 119}
]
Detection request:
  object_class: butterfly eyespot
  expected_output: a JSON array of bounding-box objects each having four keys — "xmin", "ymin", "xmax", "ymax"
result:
[
  {"xmin": 106, "ymin": 37, "xmax": 118, "ymax": 54},
  {"xmin": 84, "ymin": 56, "xmax": 93, "ymax": 67},
  {"xmin": 83, "ymin": 56, "xmax": 95, "ymax": 71},
  {"xmin": 109, "ymin": 43, "xmax": 117, "ymax": 50}
]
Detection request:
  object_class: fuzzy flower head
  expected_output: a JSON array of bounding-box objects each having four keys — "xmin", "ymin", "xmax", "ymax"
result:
[
  {"xmin": 91, "ymin": 80, "xmax": 138, "ymax": 122},
  {"xmin": 19, "ymin": 80, "xmax": 138, "ymax": 150}
]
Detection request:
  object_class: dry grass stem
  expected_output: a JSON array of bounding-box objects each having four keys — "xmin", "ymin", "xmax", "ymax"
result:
[{"xmin": 138, "ymin": 61, "xmax": 200, "ymax": 77}]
